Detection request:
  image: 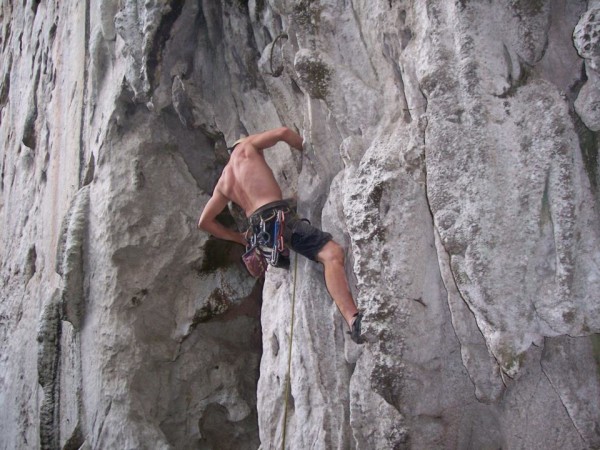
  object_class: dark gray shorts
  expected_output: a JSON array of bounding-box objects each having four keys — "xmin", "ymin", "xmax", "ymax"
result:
[
  {"xmin": 284, "ymin": 214, "xmax": 332, "ymax": 262},
  {"xmin": 249, "ymin": 201, "xmax": 332, "ymax": 262}
]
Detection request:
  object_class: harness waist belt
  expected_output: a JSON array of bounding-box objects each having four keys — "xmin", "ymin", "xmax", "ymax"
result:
[{"xmin": 249, "ymin": 200, "xmax": 290, "ymax": 225}]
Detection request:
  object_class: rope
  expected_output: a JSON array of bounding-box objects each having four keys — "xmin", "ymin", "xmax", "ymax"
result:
[{"xmin": 281, "ymin": 252, "xmax": 298, "ymax": 449}]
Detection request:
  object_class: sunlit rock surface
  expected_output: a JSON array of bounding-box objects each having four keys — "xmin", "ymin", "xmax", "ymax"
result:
[{"xmin": 1, "ymin": 0, "xmax": 599, "ymax": 449}]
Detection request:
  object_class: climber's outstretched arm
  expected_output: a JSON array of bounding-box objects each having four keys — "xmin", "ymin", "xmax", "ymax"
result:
[{"xmin": 245, "ymin": 127, "xmax": 303, "ymax": 151}]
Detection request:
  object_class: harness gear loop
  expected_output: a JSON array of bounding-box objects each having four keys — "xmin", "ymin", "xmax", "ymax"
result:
[{"xmin": 281, "ymin": 252, "xmax": 298, "ymax": 449}]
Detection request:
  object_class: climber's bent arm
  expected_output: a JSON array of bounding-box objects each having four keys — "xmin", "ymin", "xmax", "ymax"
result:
[{"xmin": 198, "ymin": 190, "xmax": 246, "ymax": 245}]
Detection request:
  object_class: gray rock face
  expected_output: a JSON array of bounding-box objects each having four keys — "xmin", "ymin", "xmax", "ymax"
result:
[
  {"xmin": 575, "ymin": 4, "xmax": 600, "ymax": 131},
  {"xmin": 1, "ymin": 0, "xmax": 599, "ymax": 449}
]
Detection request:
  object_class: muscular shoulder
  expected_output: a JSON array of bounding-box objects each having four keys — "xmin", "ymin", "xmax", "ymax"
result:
[
  {"xmin": 233, "ymin": 141, "xmax": 263, "ymax": 158},
  {"xmin": 214, "ymin": 164, "xmax": 232, "ymax": 193}
]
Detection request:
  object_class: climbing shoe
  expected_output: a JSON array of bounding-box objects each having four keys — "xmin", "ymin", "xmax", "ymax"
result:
[{"xmin": 348, "ymin": 312, "xmax": 364, "ymax": 344}]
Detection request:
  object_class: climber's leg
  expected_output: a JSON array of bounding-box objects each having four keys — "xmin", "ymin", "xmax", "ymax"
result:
[{"xmin": 317, "ymin": 240, "xmax": 360, "ymax": 328}]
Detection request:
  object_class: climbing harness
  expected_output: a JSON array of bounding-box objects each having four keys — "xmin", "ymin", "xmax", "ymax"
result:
[
  {"xmin": 281, "ymin": 252, "xmax": 298, "ymax": 449},
  {"xmin": 242, "ymin": 205, "xmax": 289, "ymax": 277},
  {"xmin": 250, "ymin": 208, "xmax": 286, "ymax": 265}
]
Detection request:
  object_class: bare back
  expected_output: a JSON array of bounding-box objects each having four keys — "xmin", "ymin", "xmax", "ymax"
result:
[{"xmin": 216, "ymin": 142, "xmax": 283, "ymax": 216}]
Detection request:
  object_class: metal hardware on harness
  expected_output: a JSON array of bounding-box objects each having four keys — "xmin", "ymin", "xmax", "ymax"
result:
[
  {"xmin": 247, "ymin": 208, "xmax": 287, "ymax": 268},
  {"xmin": 256, "ymin": 230, "xmax": 271, "ymax": 246},
  {"xmin": 270, "ymin": 210, "xmax": 285, "ymax": 265}
]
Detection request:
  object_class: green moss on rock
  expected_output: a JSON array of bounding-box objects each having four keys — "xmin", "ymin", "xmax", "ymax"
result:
[
  {"xmin": 510, "ymin": 0, "xmax": 546, "ymax": 16},
  {"xmin": 497, "ymin": 345, "xmax": 526, "ymax": 376},
  {"xmin": 295, "ymin": 56, "xmax": 332, "ymax": 100},
  {"xmin": 293, "ymin": 0, "xmax": 322, "ymax": 27}
]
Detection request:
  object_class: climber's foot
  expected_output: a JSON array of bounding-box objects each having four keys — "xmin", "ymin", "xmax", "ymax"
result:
[{"xmin": 348, "ymin": 312, "xmax": 364, "ymax": 344}]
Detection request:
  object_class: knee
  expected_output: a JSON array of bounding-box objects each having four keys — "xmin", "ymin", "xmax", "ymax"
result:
[{"xmin": 318, "ymin": 241, "xmax": 345, "ymax": 266}]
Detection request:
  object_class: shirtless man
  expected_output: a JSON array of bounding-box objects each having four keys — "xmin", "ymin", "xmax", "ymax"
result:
[{"xmin": 197, "ymin": 126, "xmax": 363, "ymax": 343}]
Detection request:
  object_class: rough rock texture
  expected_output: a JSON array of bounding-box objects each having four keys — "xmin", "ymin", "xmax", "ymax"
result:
[{"xmin": 1, "ymin": 0, "xmax": 599, "ymax": 449}]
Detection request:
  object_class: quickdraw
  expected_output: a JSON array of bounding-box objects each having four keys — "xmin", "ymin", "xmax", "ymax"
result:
[
  {"xmin": 245, "ymin": 208, "xmax": 287, "ymax": 270},
  {"xmin": 271, "ymin": 210, "xmax": 286, "ymax": 261}
]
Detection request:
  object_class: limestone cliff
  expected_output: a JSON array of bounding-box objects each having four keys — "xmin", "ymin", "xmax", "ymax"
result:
[{"xmin": 1, "ymin": 0, "xmax": 599, "ymax": 449}]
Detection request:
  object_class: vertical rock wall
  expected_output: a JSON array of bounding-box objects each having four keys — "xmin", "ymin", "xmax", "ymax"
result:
[{"xmin": 1, "ymin": 0, "xmax": 599, "ymax": 449}]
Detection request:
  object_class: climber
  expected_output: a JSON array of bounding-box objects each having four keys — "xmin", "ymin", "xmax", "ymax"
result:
[{"xmin": 197, "ymin": 126, "xmax": 363, "ymax": 344}]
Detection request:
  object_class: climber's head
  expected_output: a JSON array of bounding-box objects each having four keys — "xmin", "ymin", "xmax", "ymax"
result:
[{"xmin": 227, "ymin": 137, "xmax": 246, "ymax": 156}]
